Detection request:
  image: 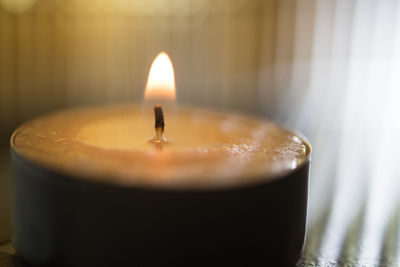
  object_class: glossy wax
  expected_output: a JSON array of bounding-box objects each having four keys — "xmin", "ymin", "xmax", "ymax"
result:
[{"xmin": 11, "ymin": 105, "xmax": 310, "ymax": 188}]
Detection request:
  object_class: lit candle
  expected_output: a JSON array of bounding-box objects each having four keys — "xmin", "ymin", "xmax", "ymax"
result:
[{"xmin": 11, "ymin": 52, "xmax": 311, "ymax": 267}]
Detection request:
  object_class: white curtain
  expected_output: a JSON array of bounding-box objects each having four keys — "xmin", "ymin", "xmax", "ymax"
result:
[{"xmin": 273, "ymin": 1, "xmax": 400, "ymax": 265}]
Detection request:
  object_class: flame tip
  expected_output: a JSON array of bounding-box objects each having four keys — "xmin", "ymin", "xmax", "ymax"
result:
[{"xmin": 144, "ymin": 51, "xmax": 176, "ymax": 102}]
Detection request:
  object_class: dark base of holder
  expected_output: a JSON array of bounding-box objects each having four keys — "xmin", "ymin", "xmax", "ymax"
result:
[{"xmin": 11, "ymin": 149, "xmax": 309, "ymax": 267}]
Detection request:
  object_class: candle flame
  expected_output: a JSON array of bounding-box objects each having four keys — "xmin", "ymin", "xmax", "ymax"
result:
[{"xmin": 144, "ymin": 52, "xmax": 176, "ymax": 102}]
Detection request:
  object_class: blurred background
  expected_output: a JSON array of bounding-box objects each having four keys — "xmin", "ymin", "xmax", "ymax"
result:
[{"xmin": 0, "ymin": 0, "xmax": 399, "ymax": 266}]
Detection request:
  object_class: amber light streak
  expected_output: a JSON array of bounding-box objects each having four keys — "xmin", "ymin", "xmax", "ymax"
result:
[{"xmin": 144, "ymin": 52, "xmax": 176, "ymax": 102}]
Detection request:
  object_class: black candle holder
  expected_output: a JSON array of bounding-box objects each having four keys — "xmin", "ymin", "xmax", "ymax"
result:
[{"xmin": 11, "ymin": 147, "xmax": 310, "ymax": 267}]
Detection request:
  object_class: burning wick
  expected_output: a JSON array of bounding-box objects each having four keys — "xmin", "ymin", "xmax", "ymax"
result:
[
  {"xmin": 145, "ymin": 51, "xmax": 175, "ymax": 150},
  {"xmin": 153, "ymin": 105, "xmax": 167, "ymax": 144}
]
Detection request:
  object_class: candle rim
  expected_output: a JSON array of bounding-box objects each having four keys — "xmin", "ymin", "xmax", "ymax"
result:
[
  {"xmin": 10, "ymin": 104, "xmax": 311, "ymax": 190},
  {"xmin": 11, "ymin": 146, "xmax": 310, "ymax": 192}
]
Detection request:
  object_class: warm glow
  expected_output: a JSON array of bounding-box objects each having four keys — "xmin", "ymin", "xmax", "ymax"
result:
[{"xmin": 145, "ymin": 52, "xmax": 176, "ymax": 102}]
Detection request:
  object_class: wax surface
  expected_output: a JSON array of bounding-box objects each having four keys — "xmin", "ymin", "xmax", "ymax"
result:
[{"xmin": 11, "ymin": 105, "xmax": 310, "ymax": 188}]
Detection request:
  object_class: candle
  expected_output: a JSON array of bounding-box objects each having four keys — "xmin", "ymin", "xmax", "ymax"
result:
[{"xmin": 11, "ymin": 52, "xmax": 311, "ymax": 267}]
